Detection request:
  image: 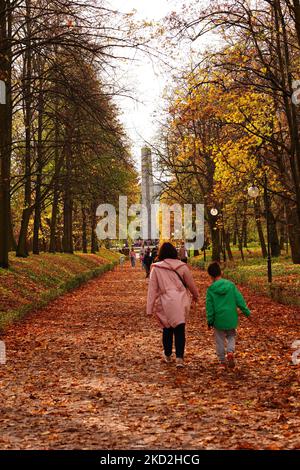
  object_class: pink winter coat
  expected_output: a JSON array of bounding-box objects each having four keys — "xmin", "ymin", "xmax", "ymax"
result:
[{"xmin": 147, "ymin": 259, "xmax": 199, "ymax": 329}]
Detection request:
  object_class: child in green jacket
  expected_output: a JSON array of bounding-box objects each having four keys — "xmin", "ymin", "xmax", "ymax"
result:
[{"xmin": 206, "ymin": 262, "xmax": 251, "ymax": 369}]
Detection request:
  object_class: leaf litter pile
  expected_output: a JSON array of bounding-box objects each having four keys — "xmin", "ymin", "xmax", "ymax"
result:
[{"xmin": 0, "ymin": 263, "xmax": 300, "ymax": 450}]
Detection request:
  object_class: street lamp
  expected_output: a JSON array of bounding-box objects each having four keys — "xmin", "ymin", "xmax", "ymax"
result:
[
  {"xmin": 248, "ymin": 179, "xmax": 272, "ymax": 283},
  {"xmin": 248, "ymin": 186, "xmax": 260, "ymax": 199}
]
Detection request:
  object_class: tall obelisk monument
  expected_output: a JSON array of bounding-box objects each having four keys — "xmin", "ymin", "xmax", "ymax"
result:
[{"xmin": 141, "ymin": 147, "xmax": 154, "ymax": 239}]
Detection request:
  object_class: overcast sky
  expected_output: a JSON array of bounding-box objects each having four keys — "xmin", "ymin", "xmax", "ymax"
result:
[
  {"xmin": 107, "ymin": 0, "xmax": 183, "ymax": 169},
  {"xmin": 106, "ymin": 0, "xmax": 217, "ymax": 174}
]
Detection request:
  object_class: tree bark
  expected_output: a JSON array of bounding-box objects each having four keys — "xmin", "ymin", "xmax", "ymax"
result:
[
  {"xmin": 279, "ymin": 222, "xmax": 285, "ymax": 251},
  {"xmin": 33, "ymin": 84, "xmax": 44, "ymax": 254},
  {"xmin": 17, "ymin": 207, "xmax": 32, "ymax": 258},
  {"xmin": 8, "ymin": 209, "xmax": 17, "ymax": 251},
  {"xmin": 292, "ymin": 0, "xmax": 300, "ymax": 50},
  {"xmin": 273, "ymin": 0, "xmax": 300, "ymax": 227},
  {"xmin": 286, "ymin": 203, "xmax": 300, "ymax": 263},
  {"xmin": 91, "ymin": 202, "xmax": 98, "ymax": 254},
  {"xmin": 210, "ymin": 224, "xmax": 220, "ymax": 262},
  {"xmin": 268, "ymin": 208, "xmax": 281, "ymax": 257},
  {"xmin": 235, "ymin": 212, "xmax": 245, "ymax": 262},
  {"xmin": 62, "ymin": 194, "xmax": 73, "ymax": 253},
  {"xmin": 242, "ymin": 201, "xmax": 248, "ymax": 248},
  {"xmin": 49, "ymin": 189, "xmax": 59, "ymax": 253},
  {"xmin": 16, "ymin": 0, "xmax": 32, "ymax": 258},
  {"xmin": 233, "ymin": 227, "xmax": 237, "ymax": 246},
  {"xmin": 62, "ymin": 139, "xmax": 73, "ymax": 254},
  {"xmin": 49, "ymin": 115, "xmax": 62, "ymax": 253},
  {"xmin": 82, "ymin": 205, "xmax": 88, "ymax": 253},
  {"xmin": 0, "ymin": 0, "xmax": 11, "ymax": 268},
  {"xmin": 254, "ymin": 199, "xmax": 267, "ymax": 258},
  {"xmin": 225, "ymin": 230, "xmax": 234, "ymax": 261}
]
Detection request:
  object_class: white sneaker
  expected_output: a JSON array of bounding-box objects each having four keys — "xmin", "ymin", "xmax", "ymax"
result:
[
  {"xmin": 176, "ymin": 358, "xmax": 185, "ymax": 368},
  {"xmin": 164, "ymin": 354, "xmax": 172, "ymax": 363}
]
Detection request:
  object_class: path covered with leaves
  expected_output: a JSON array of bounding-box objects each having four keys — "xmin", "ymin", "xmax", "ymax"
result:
[{"xmin": 0, "ymin": 263, "xmax": 300, "ymax": 450}]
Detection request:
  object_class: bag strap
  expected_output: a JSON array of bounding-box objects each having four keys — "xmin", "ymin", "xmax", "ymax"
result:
[{"xmin": 153, "ymin": 263, "xmax": 187, "ymax": 289}]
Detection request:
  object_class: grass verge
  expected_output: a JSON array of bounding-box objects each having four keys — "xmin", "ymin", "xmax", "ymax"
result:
[
  {"xmin": 0, "ymin": 249, "xmax": 120, "ymax": 330},
  {"xmin": 190, "ymin": 252, "xmax": 300, "ymax": 307}
]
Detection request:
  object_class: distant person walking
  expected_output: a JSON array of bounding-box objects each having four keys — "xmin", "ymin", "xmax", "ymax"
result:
[
  {"xmin": 178, "ymin": 243, "xmax": 188, "ymax": 263},
  {"xmin": 151, "ymin": 246, "xmax": 158, "ymax": 264},
  {"xmin": 206, "ymin": 262, "xmax": 251, "ymax": 369},
  {"xmin": 143, "ymin": 248, "xmax": 152, "ymax": 278},
  {"xmin": 140, "ymin": 246, "xmax": 145, "ymax": 270},
  {"xmin": 147, "ymin": 242, "xmax": 199, "ymax": 367},
  {"xmin": 129, "ymin": 249, "xmax": 136, "ymax": 268},
  {"xmin": 119, "ymin": 254, "xmax": 125, "ymax": 269}
]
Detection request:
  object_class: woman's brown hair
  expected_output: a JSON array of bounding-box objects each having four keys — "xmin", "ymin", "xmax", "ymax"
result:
[{"xmin": 157, "ymin": 242, "xmax": 178, "ymax": 261}]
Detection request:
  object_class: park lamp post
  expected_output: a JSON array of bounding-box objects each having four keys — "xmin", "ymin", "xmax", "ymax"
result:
[{"xmin": 248, "ymin": 179, "xmax": 273, "ymax": 283}]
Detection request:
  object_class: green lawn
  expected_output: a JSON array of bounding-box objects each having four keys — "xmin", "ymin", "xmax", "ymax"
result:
[
  {"xmin": 0, "ymin": 249, "xmax": 121, "ymax": 329},
  {"xmin": 190, "ymin": 247, "xmax": 300, "ymax": 307}
]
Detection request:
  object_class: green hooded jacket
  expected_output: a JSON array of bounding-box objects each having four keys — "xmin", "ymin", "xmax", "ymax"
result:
[{"xmin": 206, "ymin": 278, "xmax": 251, "ymax": 330}]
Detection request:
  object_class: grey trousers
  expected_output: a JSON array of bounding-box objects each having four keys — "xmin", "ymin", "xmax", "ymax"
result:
[{"xmin": 214, "ymin": 328, "xmax": 236, "ymax": 362}]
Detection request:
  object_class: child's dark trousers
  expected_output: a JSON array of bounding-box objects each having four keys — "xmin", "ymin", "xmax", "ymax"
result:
[{"xmin": 163, "ymin": 323, "xmax": 185, "ymax": 359}]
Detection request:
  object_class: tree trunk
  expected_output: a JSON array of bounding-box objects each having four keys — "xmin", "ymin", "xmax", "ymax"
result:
[
  {"xmin": 234, "ymin": 212, "xmax": 244, "ymax": 261},
  {"xmin": 49, "ymin": 189, "xmax": 59, "ymax": 253},
  {"xmin": 56, "ymin": 232, "xmax": 63, "ymax": 253},
  {"xmin": 292, "ymin": 1, "xmax": 300, "ymax": 54},
  {"xmin": 0, "ymin": 0, "xmax": 11, "ymax": 268},
  {"xmin": 91, "ymin": 202, "xmax": 98, "ymax": 254},
  {"xmin": 33, "ymin": 85, "xmax": 44, "ymax": 255},
  {"xmin": 254, "ymin": 199, "xmax": 267, "ymax": 258},
  {"xmin": 225, "ymin": 230, "xmax": 234, "ymax": 261},
  {"xmin": 233, "ymin": 227, "xmax": 237, "ymax": 246},
  {"xmin": 279, "ymin": 223, "xmax": 285, "ymax": 251},
  {"xmin": 62, "ymin": 194, "xmax": 73, "ymax": 253},
  {"xmin": 8, "ymin": 209, "xmax": 17, "ymax": 251},
  {"xmin": 62, "ymin": 140, "xmax": 73, "ymax": 254},
  {"xmin": 286, "ymin": 204, "xmax": 300, "ymax": 264},
  {"xmin": 49, "ymin": 115, "xmax": 62, "ymax": 253},
  {"xmin": 242, "ymin": 201, "xmax": 248, "ymax": 248},
  {"xmin": 274, "ymin": 0, "xmax": 300, "ymax": 226},
  {"xmin": 221, "ymin": 228, "xmax": 226, "ymax": 262},
  {"xmin": 17, "ymin": 207, "xmax": 32, "ymax": 258},
  {"xmin": 17, "ymin": 211, "xmax": 31, "ymax": 257},
  {"xmin": 40, "ymin": 216, "xmax": 47, "ymax": 252},
  {"xmin": 17, "ymin": 0, "xmax": 32, "ymax": 258},
  {"xmin": 211, "ymin": 225, "xmax": 220, "ymax": 262},
  {"xmin": 82, "ymin": 205, "xmax": 88, "ymax": 253},
  {"xmin": 268, "ymin": 209, "xmax": 281, "ymax": 257},
  {"xmin": 32, "ymin": 193, "xmax": 41, "ymax": 254}
]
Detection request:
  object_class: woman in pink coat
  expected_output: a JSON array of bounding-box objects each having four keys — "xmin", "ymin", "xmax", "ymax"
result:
[{"xmin": 147, "ymin": 242, "xmax": 199, "ymax": 367}]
